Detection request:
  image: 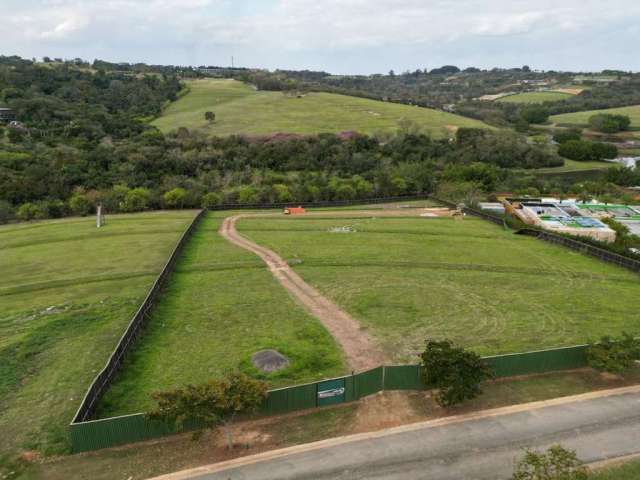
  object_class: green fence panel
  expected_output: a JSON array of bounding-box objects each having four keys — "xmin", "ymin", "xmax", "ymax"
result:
[
  {"xmin": 262, "ymin": 382, "xmax": 317, "ymax": 415},
  {"xmin": 484, "ymin": 345, "xmax": 588, "ymax": 378},
  {"xmin": 353, "ymin": 366, "xmax": 384, "ymax": 400},
  {"xmin": 70, "ymin": 413, "xmax": 205, "ymax": 453},
  {"xmin": 70, "ymin": 345, "xmax": 594, "ymax": 453},
  {"xmin": 383, "ymin": 365, "xmax": 425, "ymax": 390}
]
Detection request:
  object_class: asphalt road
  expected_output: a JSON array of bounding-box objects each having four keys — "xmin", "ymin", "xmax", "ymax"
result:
[{"xmin": 180, "ymin": 389, "xmax": 640, "ymax": 480}]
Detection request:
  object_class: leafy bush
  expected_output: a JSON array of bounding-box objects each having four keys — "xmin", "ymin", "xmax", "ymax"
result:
[
  {"xmin": 552, "ymin": 129, "xmax": 582, "ymax": 144},
  {"xmin": 521, "ymin": 105, "xmax": 549, "ymax": 124},
  {"xmin": 420, "ymin": 339, "xmax": 493, "ymax": 407},
  {"xmin": 586, "ymin": 333, "xmax": 640, "ymax": 374},
  {"xmin": 201, "ymin": 192, "xmax": 222, "ymax": 208},
  {"xmin": 558, "ymin": 140, "xmax": 617, "ymax": 161},
  {"xmin": 163, "ymin": 187, "xmax": 187, "ymax": 208},
  {"xmin": 148, "ymin": 373, "xmax": 267, "ymax": 449},
  {"xmin": 512, "ymin": 445, "xmax": 588, "ymax": 480},
  {"xmin": 589, "ymin": 113, "xmax": 631, "ymax": 133}
]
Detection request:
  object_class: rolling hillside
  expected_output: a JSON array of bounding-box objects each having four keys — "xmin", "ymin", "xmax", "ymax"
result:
[
  {"xmin": 550, "ymin": 105, "xmax": 640, "ymax": 128},
  {"xmin": 152, "ymin": 79, "xmax": 490, "ymax": 137}
]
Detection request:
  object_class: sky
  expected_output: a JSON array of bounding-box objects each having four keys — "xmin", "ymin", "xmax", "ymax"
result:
[{"xmin": 2, "ymin": 0, "xmax": 640, "ymax": 75}]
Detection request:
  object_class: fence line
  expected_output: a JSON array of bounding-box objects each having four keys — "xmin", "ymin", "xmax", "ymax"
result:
[
  {"xmin": 71, "ymin": 210, "xmax": 207, "ymax": 424},
  {"xmin": 70, "ymin": 343, "xmax": 592, "ymax": 452},
  {"xmin": 429, "ymin": 196, "xmax": 640, "ymax": 274},
  {"xmin": 206, "ymin": 193, "xmax": 432, "ymax": 211}
]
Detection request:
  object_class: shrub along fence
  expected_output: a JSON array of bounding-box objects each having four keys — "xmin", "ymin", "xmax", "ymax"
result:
[
  {"xmin": 70, "ymin": 344, "xmax": 589, "ymax": 453},
  {"xmin": 71, "ymin": 210, "xmax": 207, "ymax": 424}
]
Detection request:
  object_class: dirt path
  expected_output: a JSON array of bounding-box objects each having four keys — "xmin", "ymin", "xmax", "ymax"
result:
[{"xmin": 219, "ymin": 215, "xmax": 387, "ymax": 371}]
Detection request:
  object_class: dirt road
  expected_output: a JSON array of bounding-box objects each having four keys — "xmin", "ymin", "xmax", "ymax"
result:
[{"xmin": 219, "ymin": 215, "xmax": 387, "ymax": 371}]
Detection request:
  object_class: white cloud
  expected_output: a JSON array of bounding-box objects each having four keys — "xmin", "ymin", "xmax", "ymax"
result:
[{"xmin": 1, "ymin": 0, "xmax": 640, "ymax": 72}]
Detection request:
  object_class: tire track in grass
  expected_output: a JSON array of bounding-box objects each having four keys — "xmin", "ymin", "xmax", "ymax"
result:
[{"xmin": 219, "ymin": 215, "xmax": 387, "ymax": 371}]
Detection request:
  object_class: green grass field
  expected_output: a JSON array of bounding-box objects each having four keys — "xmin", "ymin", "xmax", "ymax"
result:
[
  {"xmin": 551, "ymin": 105, "xmax": 640, "ymax": 128},
  {"xmin": 97, "ymin": 212, "xmax": 345, "ymax": 417},
  {"xmin": 152, "ymin": 79, "xmax": 490, "ymax": 137},
  {"xmin": 238, "ymin": 214, "xmax": 640, "ymax": 361},
  {"xmin": 497, "ymin": 91, "xmax": 574, "ymax": 104},
  {"xmin": 0, "ymin": 211, "xmax": 197, "ymax": 460},
  {"xmin": 532, "ymin": 159, "xmax": 612, "ymax": 174}
]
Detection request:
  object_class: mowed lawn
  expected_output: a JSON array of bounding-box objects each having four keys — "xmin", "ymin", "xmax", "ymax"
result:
[
  {"xmin": 551, "ymin": 104, "xmax": 640, "ymax": 128},
  {"xmin": 97, "ymin": 213, "xmax": 345, "ymax": 418},
  {"xmin": 152, "ymin": 79, "xmax": 490, "ymax": 137},
  {"xmin": 496, "ymin": 91, "xmax": 574, "ymax": 103},
  {"xmin": 0, "ymin": 211, "xmax": 196, "ymax": 459},
  {"xmin": 237, "ymin": 214, "xmax": 640, "ymax": 361}
]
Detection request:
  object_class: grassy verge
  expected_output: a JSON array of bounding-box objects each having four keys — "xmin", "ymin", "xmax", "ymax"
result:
[
  {"xmin": 96, "ymin": 213, "xmax": 346, "ymax": 418},
  {"xmin": 592, "ymin": 459, "xmax": 640, "ymax": 479},
  {"xmin": 0, "ymin": 212, "xmax": 197, "ymax": 464},
  {"xmin": 17, "ymin": 367, "xmax": 640, "ymax": 480},
  {"xmin": 238, "ymin": 214, "xmax": 640, "ymax": 361},
  {"xmin": 152, "ymin": 79, "xmax": 491, "ymax": 137}
]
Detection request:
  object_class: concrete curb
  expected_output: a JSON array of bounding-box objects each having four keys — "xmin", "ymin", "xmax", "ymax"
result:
[{"xmin": 149, "ymin": 384, "xmax": 640, "ymax": 480}]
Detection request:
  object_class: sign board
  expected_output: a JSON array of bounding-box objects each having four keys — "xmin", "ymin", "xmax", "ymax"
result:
[{"xmin": 317, "ymin": 378, "xmax": 346, "ymax": 407}]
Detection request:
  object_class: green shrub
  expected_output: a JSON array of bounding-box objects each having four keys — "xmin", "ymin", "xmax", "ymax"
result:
[
  {"xmin": 512, "ymin": 445, "xmax": 588, "ymax": 480},
  {"xmin": 0, "ymin": 200, "xmax": 15, "ymax": 224},
  {"xmin": 201, "ymin": 192, "xmax": 222, "ymax": 208},
  {"xmin": 420, "ymin": 339, "xmax": 493, "ymax": 407},
  {"xmin": 587, "ymin": 333, "xmax": 640, "ymax": 374},
  {"xmin": 589, "ymin": 114, "xmax": 631, "ymax": 133}
]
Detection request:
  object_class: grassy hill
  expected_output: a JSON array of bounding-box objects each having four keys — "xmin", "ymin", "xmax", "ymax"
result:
[
  {"xmin": 496, "ymin": 91, "xmax": 574, "ymax": 104},
  {"xmin": 0, "ymin": 211, "xmax": 196, "ymax": 461},
  {"xmin": 550, "ymin": 105, "xmax": 640, "ymax": 128},
  {"xmin": 152, "ymin": 79, "xmax": 490, "ymax": 137}
]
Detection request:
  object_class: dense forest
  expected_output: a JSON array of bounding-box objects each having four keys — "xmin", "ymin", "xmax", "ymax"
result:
[{"xmin": 0, "ymin": 56, "xmax": 636, "ymax": 224}]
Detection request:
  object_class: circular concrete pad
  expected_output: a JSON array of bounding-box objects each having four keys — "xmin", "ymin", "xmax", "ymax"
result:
[{"xmin": 251, "ymin": 350, "xmax": 290, "ymax": 373}]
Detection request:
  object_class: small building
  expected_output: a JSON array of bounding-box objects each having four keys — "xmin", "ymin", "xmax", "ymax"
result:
[{"xmin": 0, "ymin": 108, "xmax": 15, "ymax": 123}]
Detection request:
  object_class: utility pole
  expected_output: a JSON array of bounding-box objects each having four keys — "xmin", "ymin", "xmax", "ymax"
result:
[{"xmin": 231, "ymin": 56, "xmax": 234, "ymax": 68}]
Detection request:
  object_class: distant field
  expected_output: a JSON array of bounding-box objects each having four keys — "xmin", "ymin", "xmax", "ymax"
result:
[
  {"xmin": 152, "ymin": 79, "xmax": 490, "ymax": 137},
  {"xmin": 238, "ymin": 214, "xmax": 640, "ymax": 361},
  {"xmin": 97, "ymin": 212, "xmax": 345, "ymax": 417},
  {"xmin": 551, "ymin": 105, "xmax": 640, "ymax": 128},
  {"xmin": 496, "ymin": 91, "xmax": 574, "ymax": 104},
  {"xmin": 532, "ymin": 159, "xmax": 612, "ymax": 174},
  {"xmin": 0, "ymin": 211, "xmax": 196, "ymax": 458}
]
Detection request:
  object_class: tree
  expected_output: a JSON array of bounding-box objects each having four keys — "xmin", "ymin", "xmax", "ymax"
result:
[
  {"xmin": 163, "ymin": 187, "xmax": 187, "ymax": 209},
  {"xmin": 201, "ymin": 192, "xmax": 222, "ymax": 209},
  {"xmin": 552, "ymin": 129, "xmax": 582, "ymax": 144},
  {"xmin": 512, "ymin": 445, "xmax": 588, "ymax": 480},
  {"xmin": 586, "ymin": 333, "xmax": 640, "ymax": 374},
  {"xmin": 148, "ymin": 373, "xmax": 267, "ymax": 449},
  {"xmin": 204, "ymin": 111, "xmax": 216, "ymax": 123},
  {"xmin": 16, "ymin": 202, "xmax": 40, "ymax": 221},
  {"xmin": 420, "ymin": 339, "xmax": 492, "ymax": 407},
  {"xmin": 121, "ymin": 187, "xmax": 151, "ymax": 212},
  {"xmin": 69, "ymin": 192, "xmax": 92, "ymax": 216},
  {"xmin": 589, "ymin": 114, "xmax": 631, "ymax": 133},
  {"xmin": 520, "ymin": 105, "xmax": 549, "ymax": 124}
]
